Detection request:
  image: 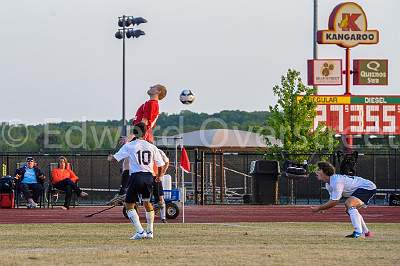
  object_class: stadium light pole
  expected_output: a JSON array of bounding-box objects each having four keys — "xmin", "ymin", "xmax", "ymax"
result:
[
  {"xmin": 313, "ymin": 0, "xmax": 318, "ymax": 94},
  {"xmin": 115, "ymin": 15, "xmax": 147, "ymax": 136}
]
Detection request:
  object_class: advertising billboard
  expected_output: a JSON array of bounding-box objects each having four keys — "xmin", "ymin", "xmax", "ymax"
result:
[
  {"xmin": 298, "ymin": 95, "xmax": 400, "ymax": 135},
  {"xmin": 353, "ymin": 59, "xmax": 388, "ymax": 85},
  {"xmin": 317, "ymin": 2, "xmax": 379, "ymax": 48},
  {"xmin": 307, "ymin": 59, "xmax": 342, "ymax": 86}
]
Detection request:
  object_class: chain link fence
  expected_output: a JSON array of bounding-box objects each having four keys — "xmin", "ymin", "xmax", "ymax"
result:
[{"xmin": 1, "ymin": 150, "xmax": 399, "ymax": 205}]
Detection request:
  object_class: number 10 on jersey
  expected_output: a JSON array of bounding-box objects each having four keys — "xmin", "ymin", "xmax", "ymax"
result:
[{"xmin": 137, "ymin": 150, "xmax": 151, "ymax": 165}]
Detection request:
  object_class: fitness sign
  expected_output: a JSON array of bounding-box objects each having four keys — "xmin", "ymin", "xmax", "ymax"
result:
[{"xmin": 317, "ymin": 2, "xmax": 379, "ymax": 48}]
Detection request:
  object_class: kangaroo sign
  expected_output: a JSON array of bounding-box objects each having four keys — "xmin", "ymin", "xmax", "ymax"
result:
[{"xmin": 317, "ymin": 2, "xmax": 379, "ymax": 48}]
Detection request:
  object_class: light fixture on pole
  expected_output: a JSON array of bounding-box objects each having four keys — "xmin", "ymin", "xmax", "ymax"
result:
[{"xmin": 115, "ymin": 15, "xmax": 147, "ymax": 137}]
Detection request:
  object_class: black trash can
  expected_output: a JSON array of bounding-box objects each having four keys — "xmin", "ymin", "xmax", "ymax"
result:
[{"xmin": 249, "ymin": 160, "xmax": 280, "ymax": 204}]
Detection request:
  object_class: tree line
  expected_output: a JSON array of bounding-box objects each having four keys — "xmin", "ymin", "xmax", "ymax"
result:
[{"xmin": 0, "ymin": 110, "xmax": 269, "ymax": 152}]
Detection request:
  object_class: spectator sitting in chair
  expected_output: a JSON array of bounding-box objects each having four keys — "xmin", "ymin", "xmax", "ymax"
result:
[
  {"xmin": 14, "ymin": 157, "xmax": 45, "ymax": 209},
  {"xmin": 51, "ymin": 156, "xmax": 88, "ymax": 210}
]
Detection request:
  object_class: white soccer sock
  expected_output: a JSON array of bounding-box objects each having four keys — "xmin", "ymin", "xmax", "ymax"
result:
[
  {"xmin": 160, "ymin": 203, "xmax": 166, "ymax": 220},
  {"xmin": 348, "ymin": 207, "xmax": 362, "ymax": 234},
  {"xmin": 127, "ymin": 208, "xmax": 144, "ymax": 233},
  {"xmin": 358, "ymin": 213, "xmax": 369, "ymax": 234},
  {"xmin": 146, "ymin": 210, "xmax": 155, "ymax": 233}
]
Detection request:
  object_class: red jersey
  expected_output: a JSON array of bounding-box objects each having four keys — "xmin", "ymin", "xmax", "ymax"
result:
[{"xmin": 132, "ymin": 99, "xmax": 159, "ymax": 142}]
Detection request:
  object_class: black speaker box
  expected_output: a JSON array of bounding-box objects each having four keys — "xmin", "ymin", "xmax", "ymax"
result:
[{"xmin": 250, "ymin": 160, "xmax": 280, "ymax": 175}]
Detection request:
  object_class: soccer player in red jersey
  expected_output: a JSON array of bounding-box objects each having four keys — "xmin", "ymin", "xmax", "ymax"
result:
[
  {"xmin": 132, "ymin": 84, "xmax": 167, "ymax": 143},
  {"xmin": 107, "ymin": 84, "xmax": 167, "ymax": 205}
]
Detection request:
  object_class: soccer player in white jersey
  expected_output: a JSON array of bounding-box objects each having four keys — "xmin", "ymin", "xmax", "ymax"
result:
[
  {"xmin": 311, "ymin": 161, "xmax": 377, "ymax": 238},
  {"xmin": 108, "ymin": 123, "xmax": 167, "ymax": 240}
]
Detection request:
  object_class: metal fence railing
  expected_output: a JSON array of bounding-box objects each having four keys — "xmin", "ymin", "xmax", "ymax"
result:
[
  {"xmin": 1, "ymin": 149, "xmax": 399, "ymax": 205},
  {"xmin": 191, "ymin": 150, "xmax": 400, "ymax": 205}
]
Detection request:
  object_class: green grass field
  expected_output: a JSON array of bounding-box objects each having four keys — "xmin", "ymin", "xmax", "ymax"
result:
[{"xmin": 1, "ymin": 223, "xmax": 399, "ymax": 265}]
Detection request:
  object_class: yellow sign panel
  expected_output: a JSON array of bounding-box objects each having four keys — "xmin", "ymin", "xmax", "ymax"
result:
[
  {"xmin": 2, "ymin": 164, "xmax": 6, "ymax": 176},
  {"xmin": 297, "ymin": 96, "xmax": 350, "ymax": 104}
]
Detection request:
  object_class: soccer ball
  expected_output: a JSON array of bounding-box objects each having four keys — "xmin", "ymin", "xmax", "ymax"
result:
[{"xmin": 179, "ymin": 89, "xmax": 195, "ymax": 105}]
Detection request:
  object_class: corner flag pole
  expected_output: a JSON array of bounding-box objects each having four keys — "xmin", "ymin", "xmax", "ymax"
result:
[
  {"xmin": 179, "ymin": 140, "xmax": 191, "ymax": 224},
  {"xmin": 181, "ymin": 161, "xmax": 185, "ymax": 224},
  {"xmin": 180, "ymin": 142, "xmax": 185, "ymax": 224}
]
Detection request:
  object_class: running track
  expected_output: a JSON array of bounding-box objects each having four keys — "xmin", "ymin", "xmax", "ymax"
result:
[{"xmin": 0, "ymin": 205, "xmax": 399, "ymax": 224}]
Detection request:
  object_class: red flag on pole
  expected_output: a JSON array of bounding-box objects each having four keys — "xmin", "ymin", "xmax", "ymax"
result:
[{"xmin": 180, "ymin": 147, "xmax": 191, "ymax": 173}]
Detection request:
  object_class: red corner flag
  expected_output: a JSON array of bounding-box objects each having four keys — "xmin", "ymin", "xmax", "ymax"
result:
[{"xmin": 180, "ymin": 147, "xmax": 191, "ymax": 173}]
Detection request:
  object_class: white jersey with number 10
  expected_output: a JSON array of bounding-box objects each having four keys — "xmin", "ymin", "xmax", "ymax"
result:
[{"xmin": 113, "ymin": 139, "xmax": 165, "ymax": 174}]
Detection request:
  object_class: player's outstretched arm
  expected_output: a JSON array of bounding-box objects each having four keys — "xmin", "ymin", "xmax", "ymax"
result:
[
  {"xmin": 107, "ymin": 154, "xmax": 116, "ymax": 162},
  {"xmin": 109, "ymin": 145, "xmax": 129, "ymax": 162},
  {"xmin": 311, "ymin": 199, "xmax": 339, "ymax": 213}
]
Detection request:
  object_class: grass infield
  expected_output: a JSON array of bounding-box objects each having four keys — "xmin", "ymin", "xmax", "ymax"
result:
[{"xmin": 0, "ymin": 223, "xmax": 399, "ymax": 265}]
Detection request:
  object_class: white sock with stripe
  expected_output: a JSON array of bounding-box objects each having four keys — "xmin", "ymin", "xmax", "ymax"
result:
[
  {"xmin": 146, "ymin": 210, "xmax": 155, "ymax": 233},
  {"xmin": 127, "ymin": 208, "xmax": 144, "ymax": 233},
  {"xmin": 358, "ymin": 213, "xmax": 369, "ymax": 234},
  {"xmin": 160, "ymin": 203, "xmax": 166, "ymax": 220},
  {"xmin": 348, "ymin": 207, "xmax": 362, "ymax": 234}
]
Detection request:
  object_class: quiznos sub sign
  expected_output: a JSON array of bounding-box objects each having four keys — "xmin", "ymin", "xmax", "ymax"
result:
[
  {"xmin": 353, "ymin": 59, "xmax": 388, "ymax": 85},
  {"xmin": 317, "ymin": 2, "xmax": 379, "ymax": 48}
]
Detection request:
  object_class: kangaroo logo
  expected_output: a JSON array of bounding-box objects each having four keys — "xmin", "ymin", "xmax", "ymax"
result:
[{"xmin": 338, "ymin": 13, "xmax": 361, "ymax": 31}]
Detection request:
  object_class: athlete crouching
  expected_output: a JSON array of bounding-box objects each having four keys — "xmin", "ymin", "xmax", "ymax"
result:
[{"xmin": 311, "ymin": 161, "xmax": 377, "ymax": 238}]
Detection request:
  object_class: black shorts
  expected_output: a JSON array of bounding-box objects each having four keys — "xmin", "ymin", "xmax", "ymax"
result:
[
  {"xmin": 152, "ymin": 178, "xmax": 164, "ymax": 199},
  {"xmin": 351, "ymin": 188, "xmax": 377, "ymax": 205},
  {"xmin": 125, "ymin": 172, "xmax": 154, "ymax": 203},
  {"xmin": 121, "ymin": 170, "xmax": 130, "ymax": 189}
]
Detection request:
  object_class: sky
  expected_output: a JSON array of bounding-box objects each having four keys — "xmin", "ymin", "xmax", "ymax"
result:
[{"xmin": 1, "ymin": 0, "xmax": 398, "ymax": 124}]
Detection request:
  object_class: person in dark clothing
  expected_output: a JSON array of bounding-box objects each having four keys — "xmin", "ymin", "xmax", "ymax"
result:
[{"xmin": 14, "ymin": 157, "xmax": 45, "ymax": 208}]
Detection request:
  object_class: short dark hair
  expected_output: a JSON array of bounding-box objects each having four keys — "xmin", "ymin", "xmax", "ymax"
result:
[
  {"xmin": 317, "ymin": 161, "xmax": 335, "ymax": 176},
  {"xmin": 132, "ymin": 122, "xmax": 147, "ymax": 139}
]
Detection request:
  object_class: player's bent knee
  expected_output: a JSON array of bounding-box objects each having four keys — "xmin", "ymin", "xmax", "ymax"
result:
[
  {"xmin": 143, "ymin": 200, "xmax": 153, "ymax": 212},
  {"xmin": 345, "ymin": 197, "xmax": 363, "ymax": 209}
]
